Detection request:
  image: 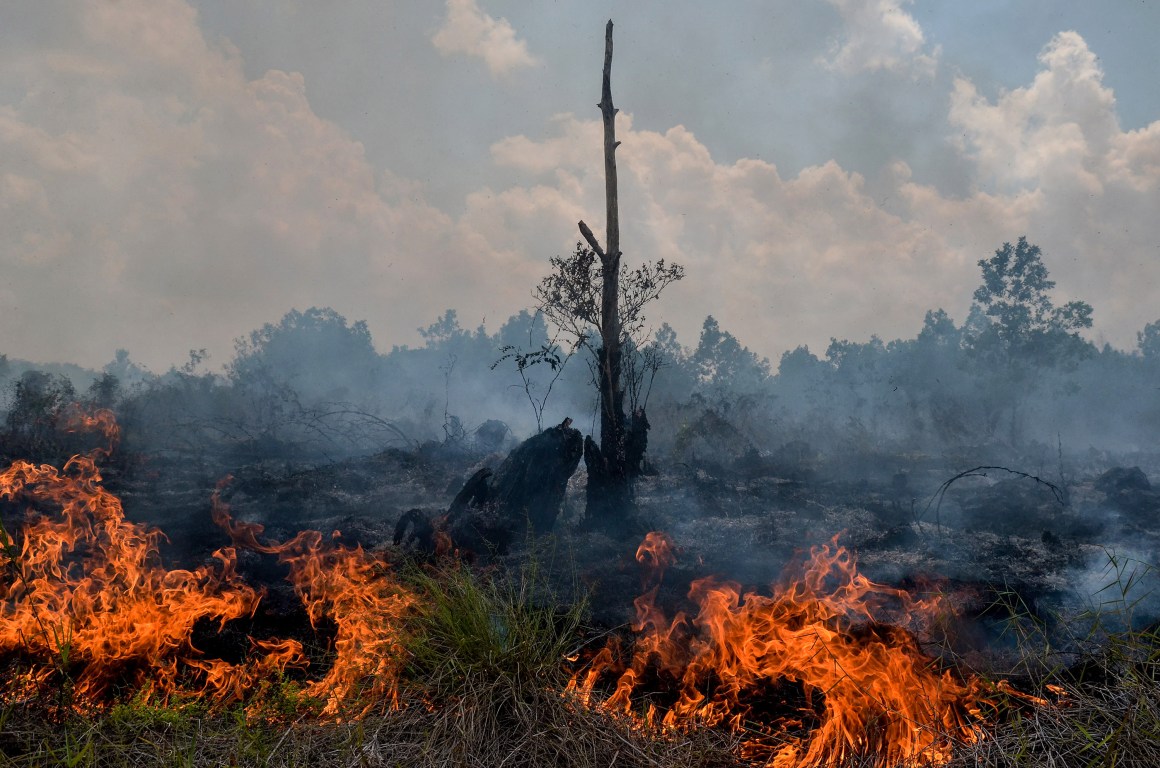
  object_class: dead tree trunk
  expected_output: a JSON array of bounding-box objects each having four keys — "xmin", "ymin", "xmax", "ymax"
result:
[
  {"xmin": 394, "ymin": 419, "xmax": 583, "ymax": 557},
  {"xmin": 578, "ymin": 20, "xmax": 635, "ymax": 528}
]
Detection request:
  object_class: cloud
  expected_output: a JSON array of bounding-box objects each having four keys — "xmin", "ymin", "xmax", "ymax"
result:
[
  {"xmin": 431, "ymin": 0, "xmax": 538, "ymax": 77},
  {"xmin": 2, "ymin": 4, "xmax": 1157, "ymax": 375},
  {"xmin": 949, "ymin": 31, "xmax": 1118, "ymax": 192},
  {"xmin": 940, "ymin": 31, "xmax": 1160, "ymax": 347},
  {"xmin": 486, "ymin": 114, "xmax": 973, "ymax": 359},
  {"xmin": 0, "ymin": 0, "xmax": 530, "ymax": 369},
  {"xmin": 822, "ymin": 0, "xmax": 938, "ymax": 77},
  {"xmin": 481, "ymin": 31, "xmax": 1160, "ymax": 358}
]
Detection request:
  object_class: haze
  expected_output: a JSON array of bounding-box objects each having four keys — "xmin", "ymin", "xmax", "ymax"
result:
[{"xmin": 2, "ymin": 0, "xmax": 1159, "ymax": 371}]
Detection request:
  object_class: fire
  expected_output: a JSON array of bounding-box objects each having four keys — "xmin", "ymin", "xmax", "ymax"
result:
[
  {"xmin": 0, "ymin": 411, "xmax": 263, "ymax": 706},
  {"xmin": 211, "ymin": 489, "xmax": 415, "ymax": 716},
  {"xmin": 1, "ymin": 408, "xmax": 1008, "ymax": 764},
  {"xmin": 570, "ymin": 533, "xmax": 990, "ymax": 767},
  {"xmin": 60, "ymin": 406, "xmax": 120, "ymax": 448},
  {"xmin": 0, "ymin": 408, "xmax": 414, "ymax": 715}
]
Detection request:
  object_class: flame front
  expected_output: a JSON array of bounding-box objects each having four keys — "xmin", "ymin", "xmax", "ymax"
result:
[
  {"xmin": 2, "ymin": 410, "xmax": 998, "ymax": 764},
  {"xmin": 0, "ymin": 409, "xmax": 414, "ymax": 714},
  {"xmin": 212, "ymin": 490, "xmax": 414, "ymax": 716},
  {"xmin": 571, "ymin": 533, "xmax": 989, "ymax": 767},
  {"xmin": 0, "ymin": 412, "xmax": 262, "ymax": 705}
]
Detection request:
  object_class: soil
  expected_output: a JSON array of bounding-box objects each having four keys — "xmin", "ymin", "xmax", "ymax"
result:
[{"xmin": 61, "ymin": 440, "xmax": 1158, "ymax": 672}]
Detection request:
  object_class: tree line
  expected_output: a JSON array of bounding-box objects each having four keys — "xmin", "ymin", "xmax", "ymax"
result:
[{"xmin": 2, "ymin": 234, "xmax": 1157, "ymax": 474}]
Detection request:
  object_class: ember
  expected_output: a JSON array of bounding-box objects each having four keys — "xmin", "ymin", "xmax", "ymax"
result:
[{"xmin": 569, "ymin": 532, "xmax": 992, "ymax": 767}]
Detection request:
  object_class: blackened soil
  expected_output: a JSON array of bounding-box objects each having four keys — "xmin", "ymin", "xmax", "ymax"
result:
[{"xmin": 6, "ymin": 442, "xmax": 1157, "ymax": 677}]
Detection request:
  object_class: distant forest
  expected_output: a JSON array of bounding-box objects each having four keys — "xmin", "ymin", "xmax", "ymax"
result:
[{"xmin": 3, "ymin": 237, "xmax": 1159, "ymax": 469}]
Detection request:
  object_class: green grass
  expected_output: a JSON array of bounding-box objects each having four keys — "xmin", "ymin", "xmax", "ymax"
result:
[{"xmin": 403, "ymin": 556, "xmax": 586, "ymax": 694}]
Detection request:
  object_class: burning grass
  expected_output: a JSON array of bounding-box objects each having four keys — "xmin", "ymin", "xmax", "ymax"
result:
[
  {"xmin": 566, "ymin": 533, "xmax": 995, "ymax": 767},
  {"xmin": 948, "ymin": 566, "xmax": 1160, "ymax": 767},
  {"xmin": 2, "ymin": 410, "xmax": 1159, "ymax": 767}
]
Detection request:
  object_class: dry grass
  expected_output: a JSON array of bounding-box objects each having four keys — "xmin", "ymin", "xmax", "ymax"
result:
[
  {"xmin": 1, "ymin": 639, "xmax": 1156, "ymax": 768},
  {"xmin": 0, "ymin": 556, "xmax": 739, "ymax": 768},
  {"xmin": 946, "ymin": 621, "xmax": 1160, "ymax": 768},
  {"xmin": 954, "ymin": 677, "xmax": 1160, "ymax": 768},
  {"xmin": 947, "ymin": 550, "xmax": 1160, "ymax": 768},
  {"xmin": 0, "ymin": 687, "xmax": 740, "ymax": 768},
  {"xmin": 1, "ymin": 554, "xmax": 1158, "ymax": 767}
]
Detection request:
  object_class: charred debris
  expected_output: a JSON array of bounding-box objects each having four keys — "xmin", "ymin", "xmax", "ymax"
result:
[
  {"xmin": 1, "ymin": 21, "xmax": 1160, "ymax": 768},
  {"xmin": 0, "ymin": 20, "xmax": 1157, "ymax": 653}
]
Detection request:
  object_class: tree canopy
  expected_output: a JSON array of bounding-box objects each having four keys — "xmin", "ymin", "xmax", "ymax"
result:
[{"xmin": 968, "ymin": 237, "xmax": 1093, "ymax": 364}]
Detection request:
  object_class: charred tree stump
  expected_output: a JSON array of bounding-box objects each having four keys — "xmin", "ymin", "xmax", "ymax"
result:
[
  {"xmin": 625, "ymin": 407, "xmax": 649, "ymax": 478},
  {"xmin": 397, "ymin": 419, "xmax": 583, "ymax": 557},
  {"xmin": 489, "ymin": 417, "xmax": 583, "ymax": 531},
  {"xmin": 584, "ymin": 434, "xmax": 632, "ymax": 531}
]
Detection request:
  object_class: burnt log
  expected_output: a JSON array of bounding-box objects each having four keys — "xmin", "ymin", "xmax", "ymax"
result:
[
  {"xmin": 392, "ymin": 508, "xmax": 438, "ymax": 552},
  {"xmin": 1095, "ymin": 466, "xmax": 1160, "ymax": 524},
  {"xmin": 1095, "ymin": 466, "xmax": 1151, "ymax": 494},
  {"xmin": 398, "ymin": 419, "xmax": 583, "ymax": 557},
  {"xmin": 487, "ymin": 419, "xmax": 584, "ymax": 533}
]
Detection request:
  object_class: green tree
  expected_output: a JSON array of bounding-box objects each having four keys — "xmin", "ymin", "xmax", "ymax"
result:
[
  {"xmin": 492, "ymin": 310, "xmax": 571, "ymax": 433},
  {"xmin": 1138, "ymin": 319, "xmax": 1160, "ymax": 360},
  {"xmin": 3, "ymin": 370, "xmax": 78, "ymax": 461},
  {"xmin": 970, "ymin": 236, "xmax": 1093, "ymax": 364},
  {"xmin": 230, "ymin": 307, "xmax": 379, "ymax": 403},
  {"xmin": 691, "ymin": 316, "xmax": 770, "ymax": 398},
  {"xmin": 966, "ymin": 237, "xmax": 1094, "ymax": 444},
  {"xmin": 85, "ymin": 373, "xmax": 122, "ymax": 411},
  {"xmin": 228, "ymin": 307, "xmax": 389, "ymax": 456}
]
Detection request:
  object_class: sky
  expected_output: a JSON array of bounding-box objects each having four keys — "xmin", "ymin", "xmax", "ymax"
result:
[{"xmin": 2, "ymin": 0, "xmax": 1159, "ymax": 372}]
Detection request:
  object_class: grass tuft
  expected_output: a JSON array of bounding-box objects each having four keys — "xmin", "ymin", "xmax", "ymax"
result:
[
  {"xmin": 403, "ymin": 557, "xmax": 585, "ymax": 697},
  {"xmin": 948, "ymin": 550, "xmax": 1160, "ymax": 768}
]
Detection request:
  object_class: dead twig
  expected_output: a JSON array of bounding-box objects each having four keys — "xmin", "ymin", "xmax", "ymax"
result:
[{"xmin": 918, "ymin": 465, "xmax": 1067, "ymax": 533}]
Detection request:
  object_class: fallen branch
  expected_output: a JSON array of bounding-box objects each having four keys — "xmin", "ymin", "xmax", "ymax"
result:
[{"xmin": 918, "ymin": 465, "xmax": 1067, "ymax": 533}]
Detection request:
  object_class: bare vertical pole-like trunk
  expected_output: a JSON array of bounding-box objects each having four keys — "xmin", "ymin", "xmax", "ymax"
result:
[{"xmin": 578, "ymin": 20, "xmax": 632, "ymax": 526}]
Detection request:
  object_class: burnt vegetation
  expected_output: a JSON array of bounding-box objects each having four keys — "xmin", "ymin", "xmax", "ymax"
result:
[
  {"xmin": 1, "ymin": 230, "xmax": 1157, "ymax": 765},
  {"xmin": 3, "ymin": 25, "xmax": 1160, "ymax": 768}
]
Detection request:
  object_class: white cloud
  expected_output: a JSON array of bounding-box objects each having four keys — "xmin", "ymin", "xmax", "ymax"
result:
[
  {"xmin": 941, "ymin": 31, "xmax": 1160, "ymax": 347},
  {"xmin": 431, "ymin": 0, "xmax": 539, "ymax": 77},
  {"xmin": 949, "ymin": 31, "xmax": 1117, "ymax": 192},
  {"xmin": 2, "ymin": 3, "xmax": 1157, "ymax": 374},
  {"xmin": 0, "ymin": 0, "xmax": 529, "ymax": 368},
  {"xmin": 823, "ymin": 0, "xmax": 937, "ymax": 77},
  {"xmin": 480, "ymin": 31, "xmax": 1160, "ymax": 358},
  {"xmin": 486, "ymin": 115, "xmax": 973, "ymax": 358}
]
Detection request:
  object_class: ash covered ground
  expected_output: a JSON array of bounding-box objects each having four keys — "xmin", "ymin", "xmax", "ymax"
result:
[{"xmin": 98, "ymin": 437, "xmax": 1160, "ymax": 668}]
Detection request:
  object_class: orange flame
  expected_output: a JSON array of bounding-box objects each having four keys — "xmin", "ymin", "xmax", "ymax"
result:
[
  {"xmin": 0, "ymin": 420, "xmax": 262, "ymax": 706},
  {"xmin": 0, "ymin": 408, "xmax": 414, "ymax": 716},
  {"xmin": 210, "ymin": 486, "xmax": 415, "ymax": 716},
  {"xmin": 636, "ymin": 531, "xmax": 676, "ymax": 573},
  {"xmin": 3, "ymin": 409, "xmax": 1010, "ymax": 763},
  {"xmin": 571, "ymin": 533, "xmax": 990, "ymax": 767},
  {"xmin": 60, "ymin": 406, "xmax": 120, "ymax": 448}
]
